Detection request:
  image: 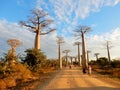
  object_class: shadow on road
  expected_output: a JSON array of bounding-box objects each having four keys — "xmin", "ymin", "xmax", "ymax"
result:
[{"xmin": 45, "ymin": 87, "xmax": 120, "ymax": 90}]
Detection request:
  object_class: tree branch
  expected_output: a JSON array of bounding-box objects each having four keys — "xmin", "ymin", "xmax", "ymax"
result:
[{"xmin": 40, "ymin": 29, "xmax": 56, "ymax": 35}]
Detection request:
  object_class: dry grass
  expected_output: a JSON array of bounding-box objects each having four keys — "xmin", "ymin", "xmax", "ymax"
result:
[
  {"xmin": 0, "ymin": 63, "xmax": 33, "ymax": 89},
  {"xmin": 0, "ymin": 64, "xmax": 57, "ymax": 90},
  {"xmin": 92, "ymin": 65, "xmax": 120, "ymax": 78}
]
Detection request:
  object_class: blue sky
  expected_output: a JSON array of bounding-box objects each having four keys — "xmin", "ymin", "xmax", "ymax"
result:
[{"xmin": 0, "ymin": 0, "xmax": 120, "ymax": 60}]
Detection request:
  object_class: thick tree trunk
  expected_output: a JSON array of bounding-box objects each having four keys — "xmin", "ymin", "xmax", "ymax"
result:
[
  {"xmin": 96, "ymin": 55, "xmax": 98, "ymax": 61},
  {"xmin": 78, "ymin": 44, "xmax": 81, "ymax": 66},
  {"xmin": 82, "ymin": 32, "xmax": 87, "ymax": 71},
  {"xmin": 87, "ymin": 51, "xmax": 89, "ymax": 63},
  {"xmin": 58, "ymin": 44, "xmax": 62, "ymax": 69},
  {"xmin": 35, "ymin": 32, "xmax": 40, "ymax": 49},
  {"xmin": 107, "ymin": 42, "xmax": 111, "ymax": 63},
  {"xmin": 35, "ymin": 17, "xmax": 40, "ymax": 50}
]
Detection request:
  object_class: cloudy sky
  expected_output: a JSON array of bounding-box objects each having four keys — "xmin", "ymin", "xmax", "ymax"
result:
[{"xmin": 0, "ymin": 0, "xmax": 120, "ymax": 60}]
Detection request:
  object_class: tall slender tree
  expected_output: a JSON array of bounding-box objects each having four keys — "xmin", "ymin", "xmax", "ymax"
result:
[
  {"xmin": 105, "ymin": 41, "xmax": 113, "ymax": 63},
  {"xmin": 63, "ymin": 49, "xmax": 70, "ymax": 66},
  {"xmin": 20, "ymin": 9, "xmax": 55, "ymax": 50},
  {"xmin": 74, "ymin": 25, "xmax": 91, "ymax": 73},
  {"xmin": 57, "ymin": 36, "xmax": 64, "ymax": 69},
  {"xmin": 74, "ymin": 42, "xmax": 81, "ymax": 66}
]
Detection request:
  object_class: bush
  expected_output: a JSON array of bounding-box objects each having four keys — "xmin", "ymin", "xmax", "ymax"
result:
[
  {"xmin": 97, "ymin": 57, "xmax": 109, "ymax": 68},
  {"xmin": 111, "ymin": 60, "xmax": 120, "ymax": 68},
  {"xmin": 22, "ymin": 48, "xmax": 46, "ymax": 72}
]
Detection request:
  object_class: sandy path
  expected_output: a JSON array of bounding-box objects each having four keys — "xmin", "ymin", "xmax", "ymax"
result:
[{"xmin": 38, "ymin": 66, "xmax": 120, "ymax": 90}]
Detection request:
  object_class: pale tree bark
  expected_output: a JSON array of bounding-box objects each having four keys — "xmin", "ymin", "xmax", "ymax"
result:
[
  {"xmin": 106, "ymin": 41, "xmax": 112, "ymax": 63},
  {"xmin": 7, "ymin": 39, "xmax": 21, "ymax": 65},
  {"xmin": 74, "ymin": 25, "xmax": 91, "ymax": 73},
  {"xmin": 57, "ymin": 36, "xmax": 64, "ymax": 69},
  {"xmin": 74, "ymin": 42, "xmax": 81, "ymax": 66},
  {"xmin": 20, "ymin": 9, "xmax": 55, "ymax": 50},
  {"xmin": 81, "ymin": 32, "xmax": 87, "ymax": 69}
]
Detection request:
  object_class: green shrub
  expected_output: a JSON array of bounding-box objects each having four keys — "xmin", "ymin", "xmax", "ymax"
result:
[{"xmin": 22, "ymin": 48, "xmax": 46, "ymax": 72}]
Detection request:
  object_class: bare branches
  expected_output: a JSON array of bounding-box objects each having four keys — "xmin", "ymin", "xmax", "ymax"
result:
[
  {"xmin": 62, "ymin": 49, "xmax": 70, "ymax": 54},
  {"xmin": 94, "ymin": 53, "xmax": 100, "ymax": 60},
  {"xmin": 20, "ymin": 21, "xmax": 36, "ymax": 29},
  {"xmin": 56, "ymin": 36, "xmax": 65, "ymax": 44},
  {"xmin": 74, "ymin": 41, "xmax": 82, "ymax": 46},
  {"xmin": 20, "ymin": 8, "xmax": 55, "ymax": 34},
  {"xmin": 7, "ymin": 39, "xmax": 21, "ymax": 48},
  {"xmin": 31, "ymin": 9, "xmax": 48, "ymax": 18},
  {"xmin": 20, "ymin": 8, "xmax": 55, "ymax": 49},
  {"xmin": 94, "ymin": 53, "xmax": 100, "ymax": 56},
  {"xmin": 74, "ymin": 25, "xmax": 91, "ymax": 37},
  {"xmin": 40, "ymin": 29, "xmax": 56, "ymax": 35}
]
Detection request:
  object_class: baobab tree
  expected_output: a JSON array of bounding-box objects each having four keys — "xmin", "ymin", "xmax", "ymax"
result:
[
  {"xmin": 63, "ymin": 49, "xmax": 70, "ymax": 66},
  {"xmin": 94, "ymin": 53, "xmax": 100, "ymax": 61},
  {"xmin": 7, "ymin": 39, "xmax": 21, "ymax": 65},
  {"xmin": 104, "ymin": 41, "xmax": 113, "ymax": 63},
  {"xmin": 74, "ymin": 25, "xmax": 91, "ymax": 73},
  {"xmin": 57, "ymin": 36, "xmax": 65, "ymax": 69},
  {"xmin": 74, "ymin": 41, "xmax": 81, "ymax": 66},
  {"xmin": 20, "ymin": 9, "xmax": 55, "ymax": 50}
]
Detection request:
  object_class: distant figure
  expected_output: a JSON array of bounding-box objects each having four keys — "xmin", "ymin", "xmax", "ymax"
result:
[{"xmin": 88, "ymin": 65, "xmax": 92, "ymax": 75}]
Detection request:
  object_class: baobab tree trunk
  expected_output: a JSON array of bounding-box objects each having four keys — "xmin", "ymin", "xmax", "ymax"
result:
[
  {"xmin": 87, "ymin": 51, "xmax": 89, "ymax": 63},
  {"xmin": 35, "ymin": 33, "xmax": 40, "ymax": 50},
  {"xmin": 82, "ymin": 32, "xmax": 87, "ymax": 70},
  {"xmin": 107, "ymin": 41, "xmax": 111, "ymax": 63},
  {"xmin": 35, "ymin": 18, "xmax": 40, "ymax": 50},
  {"xmin": 58, "ymin": 44, "xmax": 62, "ymax": 69},
  {"xmin": 78, "ymin": 44, "xmax": 81, "ymax": 66},
  {"xmin": 96, "ymin": 55, "xmax": 98, "ymax": 61}
]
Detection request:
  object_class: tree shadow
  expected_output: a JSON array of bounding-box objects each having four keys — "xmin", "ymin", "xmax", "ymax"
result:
[{"xmin": 46, "ymin": 87, "xmax": 120, "ymax": 90}]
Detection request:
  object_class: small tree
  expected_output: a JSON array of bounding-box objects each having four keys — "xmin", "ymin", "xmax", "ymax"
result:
[
  {"xmin": 7, "ymin": 39, "xmax": 21, "ymax": 66},
  {"xmin": 94, "ymin": 53, "xmax": 100, "ymax": 61},
  {"xmin": 23, "ymin": 48, "xmax": 46, "ymax": 71}
]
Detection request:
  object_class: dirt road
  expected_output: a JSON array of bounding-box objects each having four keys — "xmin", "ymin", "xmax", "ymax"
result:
[{"xmin": 36, "ymin": 66, "xmax": 120, "ymax": 90}]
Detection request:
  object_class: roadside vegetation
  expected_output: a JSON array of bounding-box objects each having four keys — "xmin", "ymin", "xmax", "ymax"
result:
[
  {"xmin": 0, "ymin": 48, "xmax": 60, "ymax": 89},
  {"xmin": 90, "ymin": 57, "xmax": 120, "ymax": 78}
]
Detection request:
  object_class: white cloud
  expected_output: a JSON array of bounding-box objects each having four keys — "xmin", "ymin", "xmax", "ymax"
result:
[
  {"xmin": 0, "ymin": 20, "xmax": 120, "ymax": 60},
  {"xmin": 0, "ymin": 20, "xmax": 34, "ymax": 55},
  {"xmin": 36, "ymin": 0, "xmax": 120, "ymax": 37},
  {"xmin": 86, "ymin": 27, "xmax": 120, "ymax": 59},
  {"xmin": 1, "ymin": 0, "xmax": 120, "ymax": 60}
]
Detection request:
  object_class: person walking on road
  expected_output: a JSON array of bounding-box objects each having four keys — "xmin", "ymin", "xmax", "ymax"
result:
[{"xmin": 88, "ymin": 65, "xmax": 92, "ymax": 75}]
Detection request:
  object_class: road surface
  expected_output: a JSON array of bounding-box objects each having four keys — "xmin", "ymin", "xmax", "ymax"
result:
[{"xmin": 37, "ymin": 66, "xmax": 120, "ymax": 90}]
